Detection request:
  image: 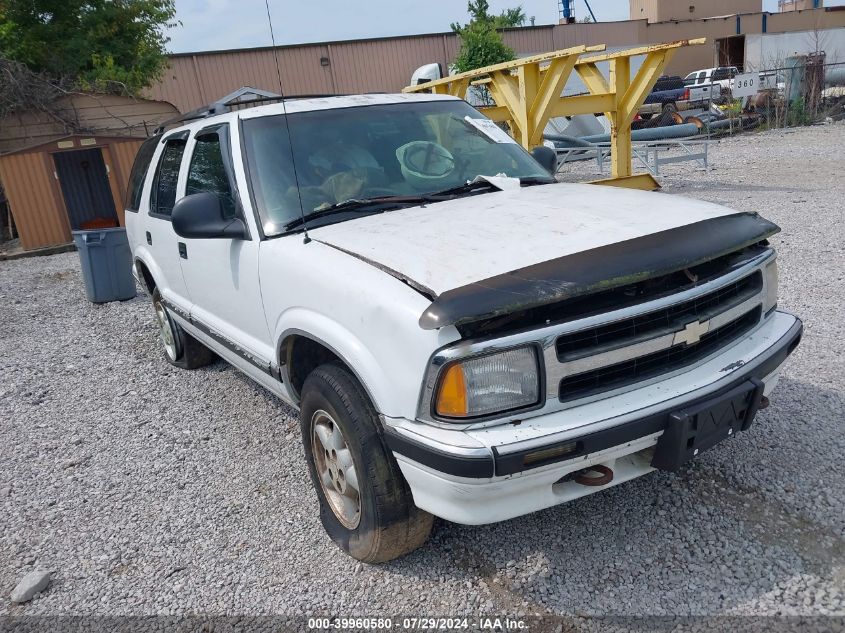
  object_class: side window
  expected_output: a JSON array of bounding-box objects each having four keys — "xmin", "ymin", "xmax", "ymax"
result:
[
  {"xmin": 698, "ymin": 71, "xmax": 707, "ymax": 83},
  {"xmin": 125, "ymin": 136, "xmax": 160, "ymax": 212},
  {"xmin": 150, "ymin": 137, "xmax": 187, "ymax": 217},
  {"xmin": 186, "ymin": 127, "xmax": 237, "ymax": 219}
]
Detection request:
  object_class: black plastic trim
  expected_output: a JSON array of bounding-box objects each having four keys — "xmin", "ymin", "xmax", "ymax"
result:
[
  {"xmin": 160, "ymin": 297, "xmax": 276, "ymax": 378},
  {"xmin": 389, "ymin": 317, "xmax": 802, "ymax": 479},
  {"xmin": 419, "ymin": 213, "xmax": 780, "ymax": 330},
  {"xmin": 383, "ymin": 430, "xmax": 494, "ymax": 478}
]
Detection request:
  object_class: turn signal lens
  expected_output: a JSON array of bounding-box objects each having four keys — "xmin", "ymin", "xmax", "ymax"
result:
[
  {"xmin": 434, "ymin": 346, "xmax": 540, "ymax": 419},
  {"xmin": 435, "ymin": 364, "xmax": 468, "ymax": 417}
]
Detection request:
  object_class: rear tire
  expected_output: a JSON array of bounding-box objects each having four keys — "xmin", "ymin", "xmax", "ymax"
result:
[
  {"xmin": 152, "ymin": 288, "xmax": 214, "ymax": 369},
  {"xmin": 300, "ymin": 363, "xmax": 433, "ymax": 563}
]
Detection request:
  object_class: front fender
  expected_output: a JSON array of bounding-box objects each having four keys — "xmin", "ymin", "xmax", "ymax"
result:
[{"xmin": 275, "ymin": 308, "xmax": 400, "ymax": 416}]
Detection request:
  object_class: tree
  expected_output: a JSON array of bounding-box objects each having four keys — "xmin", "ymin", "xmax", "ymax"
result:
[
  {"xmin": 0, "ymin": 0, "xmax": 176, "ymax": 94},
  {"xmin": 450, "ymin": 1, "xmax": 518, "ymax": 74},
  {"xmin": 495, "ymin": 7, "xmax": 526, "ymax": 28}
]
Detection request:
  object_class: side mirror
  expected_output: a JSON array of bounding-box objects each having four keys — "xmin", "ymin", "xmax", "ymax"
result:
[
  {"xmin": 171, "ymin": 192, "xmax": 247, "ymax": 240},
  {"xmin": 531, "ymin": 146, "xmax": 558, "ymax": 175}
]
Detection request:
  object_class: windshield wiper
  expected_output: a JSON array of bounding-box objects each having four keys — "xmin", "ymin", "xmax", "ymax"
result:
[
  {"xmin": 283, "ymin": 196, "xmax": 435, "ymax": 231},
  {"xmin": 428, "ymin": 180, "xmax": 499, "ymax": 198},
  {"xmin": 520, "ymin": 176, "xmax": 556, "ymax": 186},
  {"xmin": 430, "ymin": 177, "xmax": 553, "ymax": 198},
  {"xmin": 283, "ymin": 178, "xmax": 555, "ymax": 231}
]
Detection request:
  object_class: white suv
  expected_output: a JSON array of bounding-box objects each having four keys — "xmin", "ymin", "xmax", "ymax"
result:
[{"xmin": 125, "ymin": 93, "xmax": 802, "ymax": 562}]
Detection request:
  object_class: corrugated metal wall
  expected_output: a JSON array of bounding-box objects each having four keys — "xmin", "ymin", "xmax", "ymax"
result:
[
  {"xmin": 0, "ymin": 151, "xmax": 70, "ymax": 250},
  {"xmin": 0, "ymin": 94, "xmax": 177, "ymax": 154},
  {"xmin": 630, "ymin": 0, "xmax": 762, "ymax": 22},
  {"xmin": 0, "ymin": 137, "xmax": 143, "ymax": 250},
  {"xmin": 148, "ymin": 10, "xmax": 845, "ymax": 114}
]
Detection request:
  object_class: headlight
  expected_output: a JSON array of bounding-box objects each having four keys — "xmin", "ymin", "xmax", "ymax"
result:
[
  {"xmin": 764, "ymin": 258, "xmax": 778, "ymax": 314},
  {"xmin": 434, "ymin": 346, "xmax": 540, "ymax": 419}
]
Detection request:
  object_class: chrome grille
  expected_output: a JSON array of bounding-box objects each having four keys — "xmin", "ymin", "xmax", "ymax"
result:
[
  {"xmin": 558, "ymin": 306, "xmax": 762, "ymax": 402},
  {"xmin": 556, "ymin": 272, "xmax": 762, "ymax": 361},
  {"xmin": 553, "ymin": 270, "xmax": 764, "ymax": 403}
]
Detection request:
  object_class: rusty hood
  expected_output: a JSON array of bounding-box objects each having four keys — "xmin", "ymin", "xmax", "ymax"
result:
[{"xmin": 309, "ymin": 183, "xmax": 779, "ymax": 330}]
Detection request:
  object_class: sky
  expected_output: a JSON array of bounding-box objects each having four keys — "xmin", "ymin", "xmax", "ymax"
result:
[{"xmin": 167, "ymin": 0, "xmax": 844, "ymax": 54}]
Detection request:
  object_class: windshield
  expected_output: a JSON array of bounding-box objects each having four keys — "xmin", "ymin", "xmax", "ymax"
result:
[{"xmin": 241, "ymin": 100, "xmax": 550, "ymax": 235}]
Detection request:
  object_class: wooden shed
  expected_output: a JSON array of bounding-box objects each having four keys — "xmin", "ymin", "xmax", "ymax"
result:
[{"xmin": 0, "ymin": 93, "xmax": 178, "ymax": 251}]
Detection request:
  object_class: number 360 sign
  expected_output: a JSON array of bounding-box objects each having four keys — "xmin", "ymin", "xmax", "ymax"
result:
[{"xmin": 732, "ymin": 72, "xmax": 759, "ymax": 98}]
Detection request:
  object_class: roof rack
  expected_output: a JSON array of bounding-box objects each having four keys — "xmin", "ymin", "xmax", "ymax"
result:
[{"xmin": 152, "ymin": 86, "xmax": 346, "ymax": 134}]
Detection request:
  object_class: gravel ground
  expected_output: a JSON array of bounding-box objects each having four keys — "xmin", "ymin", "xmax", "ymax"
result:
[{"xmin": 1, "ymin": 122, "xmax": 844, "ymax": 624}]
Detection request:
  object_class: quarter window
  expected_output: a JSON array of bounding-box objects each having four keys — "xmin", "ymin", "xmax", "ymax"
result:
[
  {"xmin": 150, "ymin": 137, "xmax": 187, "ymax": 217},
  {"xmin": 186, "ymin": 128, "xmax": 237, "ymax": 219},
  {"xmin": 125, "ymin": 135, "xmax": 160, "ymax": 212}
]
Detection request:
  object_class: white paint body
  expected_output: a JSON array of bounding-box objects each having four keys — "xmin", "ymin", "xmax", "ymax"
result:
[
  {"xmin": 745, "ymin": 29, "xmax": 845, "ymax": 74},
  {"xmin": 126, "ymin": 94, "xmax": 798, "ymax": 526},
  {"xmin": 684, "ymin": 66, "xmax": 739, "ymax": 92}
]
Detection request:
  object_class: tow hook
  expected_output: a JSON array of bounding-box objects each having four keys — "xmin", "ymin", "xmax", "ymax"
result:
[
  {"xmin": 759, "ymin": 396, "xmax": 770, "ymax": 410},
  {"xmin": 573, "ymin": 465, "xmax": 614, "ymax": 487}
]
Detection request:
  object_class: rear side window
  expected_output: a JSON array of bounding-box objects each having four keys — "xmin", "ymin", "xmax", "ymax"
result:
[
  {"xmin": 150, "ymin": 137, "xmax": 187, "ymax": 217},
  {"xmin": 713, "ymin": 68, "xmax": 730, "ymax": 82},
  {"xmin": 125, "ymin": 136, "xmax": 160, "ymax": 212},
  {"xmin": 186, "ymin": 127, "xmax": 237, "ymax": 219}
]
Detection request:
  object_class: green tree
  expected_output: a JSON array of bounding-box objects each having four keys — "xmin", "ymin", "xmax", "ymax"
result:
[
  {"xmin": 0, "ymin": 0, "xmax": 176, "ymax": 93},
  {"xmin": 495, "ymin": 7, "xmax": 526, "ymax": 28},
  {"xmin": 450, "ymin": 1, "xmax": 518, "ymax": 73}
]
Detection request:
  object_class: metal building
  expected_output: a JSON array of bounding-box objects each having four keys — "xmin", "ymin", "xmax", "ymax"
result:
[
  {"xmin": 146, "ymin": 7, "xmax": 845, "ymax": 114},
  {"xmin": 630, "ymin": 0, "xmax": 762, "ymax": 22}
]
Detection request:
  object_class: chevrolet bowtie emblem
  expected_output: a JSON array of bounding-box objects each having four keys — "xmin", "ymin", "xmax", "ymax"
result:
[{"xmin": 673, "ymin": 319, "xmax": 710, "ymax": 346}]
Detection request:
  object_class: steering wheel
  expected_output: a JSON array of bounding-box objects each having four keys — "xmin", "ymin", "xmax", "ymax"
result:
[{"xmin": 400, "ymin": 142, "xmax": 456, "ymax": 178}]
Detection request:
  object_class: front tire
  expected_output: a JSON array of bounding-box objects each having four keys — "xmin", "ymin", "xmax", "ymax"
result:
[
  {"xmin": 152, "ymin": 288, "xmax": 214, "ymax": 369},
  {"xmin": 300, "ymin": 363, "xmax": 433, "ymax": 563}
]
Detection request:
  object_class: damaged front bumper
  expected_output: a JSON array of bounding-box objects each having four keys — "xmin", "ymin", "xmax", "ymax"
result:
[{"xmin": 382, "ymin": 310, "xmax": 802, "ymax": 525}]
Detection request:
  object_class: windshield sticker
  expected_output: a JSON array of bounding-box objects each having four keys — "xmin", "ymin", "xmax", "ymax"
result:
[{"xmin": 464, "ymin": 116, "xmax": 517, "ymax": 144}]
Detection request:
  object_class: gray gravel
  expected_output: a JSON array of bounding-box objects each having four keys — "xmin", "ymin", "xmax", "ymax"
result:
[{"xmin": 1, "ymin": 122, "xmax": 844, "ymax": 620}]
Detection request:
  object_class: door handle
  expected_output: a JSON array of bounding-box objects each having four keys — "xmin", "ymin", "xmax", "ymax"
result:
[
  {"xmin": 146, "ymin": 231, "xmax": 152, "ymax": 245},
  {"xmin": 178, "ymin": 242, "xmax": 187, "ymax": 259}
]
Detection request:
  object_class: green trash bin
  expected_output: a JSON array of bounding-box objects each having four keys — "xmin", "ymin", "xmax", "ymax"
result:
[{"xmin": 72, "ymin": 228, "xmax": 137, "ymax": 303}]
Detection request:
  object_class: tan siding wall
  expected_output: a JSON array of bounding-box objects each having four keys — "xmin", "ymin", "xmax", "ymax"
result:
[
  {"xmin": 146, "ymin": 8, "xmax": 845, "ymax": 113},
  {"xmin": 779, "ymin": 0, "xmax": 822, "ymax": 10},
  {"xmin": 0, "ymin": 95, "xmax": 177, "ymax": 154},
  {"xmin": 630, "ymin": 0, "xmax": 658, "ymax": 22},
  {"xmin": 502, "ymin": 26, "xmax": 556, "ymax": 55},
  {"xmin": 631, "ymin": 0, "xmax": 762, "ymax": 22},
  {"xmin": 0, "ymin": 152, "xmax": 70, "ymax": 250}
]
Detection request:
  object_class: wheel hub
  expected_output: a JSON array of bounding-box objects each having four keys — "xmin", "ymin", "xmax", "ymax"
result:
[
  {"xmin": 311, "ymin": 410, "xmax": 360, "ymax": 529},
  {"xmin": 154, "ymin": 301, "xmax": 178, "ymax": 361}
]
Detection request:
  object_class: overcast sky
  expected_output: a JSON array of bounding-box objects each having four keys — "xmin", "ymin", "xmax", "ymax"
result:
[{"xmin": 167, "ymin": 0, "xmax": 843, "ymax": 53}]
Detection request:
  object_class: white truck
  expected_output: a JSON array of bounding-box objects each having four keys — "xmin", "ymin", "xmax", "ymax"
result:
[
  {"xmin": 125, "ymin": 93, "xmax": 802, "ymax": 562},
  {"xmin": 684, "ymin": 66, "xmax": 739, "ymax": 97}
]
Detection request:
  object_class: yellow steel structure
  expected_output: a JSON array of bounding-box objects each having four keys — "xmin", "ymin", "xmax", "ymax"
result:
[{"xmin": 403, "ymin": 38, "xmax": 706, "ymax": 186}]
